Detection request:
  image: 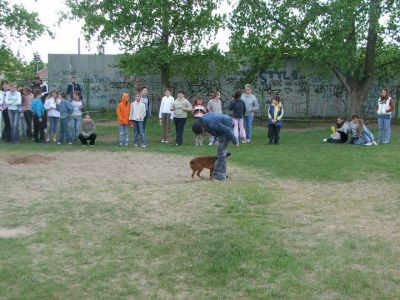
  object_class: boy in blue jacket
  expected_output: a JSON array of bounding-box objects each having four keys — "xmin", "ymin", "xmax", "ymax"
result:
[
  {"xmin": 31, "ymin": 88, "xmax": 45, "ymax": 143},
  {"xmin": 192, "ymin": 112, "xmax": 239, "ymax": 181},
  {"xmin": 267, "ymin": 96, "xmax": 284, "ymax": 145},
  {"xmin": 57, "ymin": 91, "xmax": 75, "ymax": 144}
]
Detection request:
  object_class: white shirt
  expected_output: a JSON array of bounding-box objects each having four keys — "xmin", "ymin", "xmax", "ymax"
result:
[
  {"xmin": 377, "ymin": 97, "xmax": 392, "ymax": 115},
  {"xmin": 5, "ymin": 91, "xmax": 22, "ymax": 111},
  {"xmin": 159, "ymin": 96, "xmax": 174, "ymax": 118},
  {"xmin": 44, "ymin": 97, "xmax": 61, "ymax": 118}
]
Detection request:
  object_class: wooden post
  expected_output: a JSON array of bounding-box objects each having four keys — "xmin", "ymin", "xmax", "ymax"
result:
[{"xmin": 306, "ymin": 84, "xmax": 311, "ymax": 126}]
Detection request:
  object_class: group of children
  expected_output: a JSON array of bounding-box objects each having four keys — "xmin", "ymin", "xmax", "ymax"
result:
[
  {"xmin": 324, "ymin": 114, "xmax": 378, "ymax": 146},
  {"xmin": 116, "ymin": 84, "xmax": 283, "ymax": 147},
  {"xmin": 0, "ymin": 80, "xmax": 96, "ymax": 146}
]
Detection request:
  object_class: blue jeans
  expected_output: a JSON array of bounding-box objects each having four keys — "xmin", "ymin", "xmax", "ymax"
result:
[
  {"xmin": 8, "ymin": 109, "xmax": 20, "ymax": 143},
  {"xmin": 244, "ymin": 115, "xmax": 254, "ymax": 141},
  {"xmin": 71, "ymin": 117, "xmax": 82, "ymax": 140},
  {"xmin": 212, "ymin": 135, "xmax": 228, "ymax": 180},
  {"xmin": 119, "ymin": 124, "xmax": 129, "ymax": 144},
  {"xmin": 48, "ymin": 116, "xmax": 59, "ymax": 135},
  {"xmin": 134, "ymin": 121, "xmax": 147, "ymax": 145},
  {"xmin": 377, "ymin": 115, "xmax": 391, "ymax": 143},
  {"xmin": 58, "ymin": 117, "xmax": 72, "ymax": 144}
]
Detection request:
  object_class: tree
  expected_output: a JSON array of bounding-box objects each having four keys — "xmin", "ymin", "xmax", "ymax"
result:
[
  {"xmin": 229, "ymin": 0, "xmax": 400, "ymax": 116},
  {"xmin": 0, "ymin": 0, "xmax": 49, "ymax": 76},
  {"xmin": 64, "ymin": 0, "xmax": 225, "ymax": 91}
]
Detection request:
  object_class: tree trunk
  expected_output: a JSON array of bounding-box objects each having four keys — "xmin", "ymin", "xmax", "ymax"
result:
[
  {"xmin": 346, "ymin": 83, "xmax": 372, "ymax": 118},
  {"xmin": 160, "ymin": 64, "xmax": 170, "ymax": 92}
]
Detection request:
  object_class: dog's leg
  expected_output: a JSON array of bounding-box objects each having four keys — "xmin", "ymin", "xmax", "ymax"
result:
[
  {"xmin": 191, "ymin": 169, "xmax": 196, "ymax": 179},
  {"xmin": 210, "ymin": 168, "xmax": 213, "ymax": 179},
  {"xmin": 196, "ymin": 168, "xmax": 203, "ymax": 179}
]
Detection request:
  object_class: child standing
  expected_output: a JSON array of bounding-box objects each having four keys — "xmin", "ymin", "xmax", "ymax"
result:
[
  {"xmin": 71, "ymin": 91, "xmax": 84, "ymax": 141},
  {"xmin": 206, "ymin": 90, "xmax": 223, "ymax": 145},
  {"xmin": 31, "ymin": 88, "xmax": 45, "ymax": 143},
  {"xmin": 171, "ymin": 90, "xmax": 192, "ymax": 146},
  {"xmin": 159, "ymin": 88, "xmax": 174, "ymax": 143},
  {"xmin": 5, "ymin": 82, "xmax": 22, "ymax": 144},
  {"xmin": 116, "ymin": 92, "xmax": 131, "ymax": 146},
  {"xmin": 44, "ymin": 89, "xmax": 61, "ymax": 143},
  {"xmin": 267, "ymin": 96, "xmax": 284, "ymax": 145},
  {"xmin": 377, "ymin": 88, "xmax": 395, "ymax": 144},
  {"xmin": 130, "ymin": 93, "xmax": 147, "ymax": 147},
  {"xmin": 57, "ymin": 91, "xmax": 74, "ymax": 144},
  {"xmin": 22, "ymin": 87, "xmax": 34, "ymax": 139},
  {"xmin": 192, "ymin": 96, "xmax": 206, "ymax": 145},
  {"xmin": 78, "ymin": 113, "xmax": 97, "ymax": 146},
  {"xmin": 228, "ymin": 90, "xmax": 247, "ymax": 143}
]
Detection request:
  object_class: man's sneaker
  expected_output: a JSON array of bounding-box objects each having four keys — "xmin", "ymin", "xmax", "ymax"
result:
[
  {"xmin": 57, "ymin": 142, "xmax": 61, "ymax": 145},
  {"xmin": 161, "ymin": 139, "xmax": 165, "ymax": 143},
  {"xmin": 241, "ymin": 140, "xmax": 247, "ymax": 144},
  {"xmin": 134, "ymin": 144, "xmax": 139, "ymax": 147},
  {"xmin": 141, "ymin": 145, "xmax": 147, "ymax": 148},
  {"xmin": 323, "ymin": 138, "xmax": 327, "ymax": 142}
]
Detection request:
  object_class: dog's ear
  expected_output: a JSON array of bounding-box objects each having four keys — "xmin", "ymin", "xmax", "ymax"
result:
[{"xmin": 226, "ymin": 152, "xmax": 231, "ymax": 157}]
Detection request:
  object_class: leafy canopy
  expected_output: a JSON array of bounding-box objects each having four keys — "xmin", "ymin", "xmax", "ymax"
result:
[
  {"xmin": 229, "ymin": 0, "xmax": 400, "ymax": 81},
  {"xmin": 64, "ymin": 0, "xmax": 226, "ymax": 79}
]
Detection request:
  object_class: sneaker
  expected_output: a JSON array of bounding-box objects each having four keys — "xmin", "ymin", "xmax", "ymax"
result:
[
  {"xmin": 57, "ymin": 142, "xmax": 61, "ymax": 145},
  {"xmin": 208, "ymin": 141, "xmax": 213, "ymax": 146},
  {"xmin": 119, "ymin": 142, "xmax": 123, "ymax": 146},
  {"xmin": 141, "ymin": 145, "xmax": 147, "ymax": 148},
  {"xmin": 161, "ymin": 139, "xmax": 165, "ymax": 143},
  {"xmin": 323, "ymin": 138, "xmax": 327, "ymax": 142},
  {"xmin": 246, "ymin": 139, "xmax": 251, "ymax": 143},
  {"xmin": 68, "ymin": 142, "xmax": 73, "ymax": 145},
  {"xmin": 373, "ymin": 141, "xmax": 378, "ymax": 146},
  {"xmin": 125, "ymin": 143, "xmax": 129, "ymax": 146},
  {"xmin": 241, "ymin": 140, "xmax": 247, "ymax": 144},
  {"xmin": 365, "ymin": 142, "xmax": 373, "ymax": 146},
  {"xmin": 134, "ymin": 144, "xmax": 138, "ymax": 147},
  {"xmin": 165, "ymin": 140, "xmax": 170, "ymax": 144}
]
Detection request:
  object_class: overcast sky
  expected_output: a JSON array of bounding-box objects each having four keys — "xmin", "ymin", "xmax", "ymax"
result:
[{"xmin": 9, "ymin": 0, "xmax": 232, "ymax": 63}]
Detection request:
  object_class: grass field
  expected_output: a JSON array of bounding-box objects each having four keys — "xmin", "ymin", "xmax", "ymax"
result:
[{"xmin": 1, "ymin": 119, "xmax": 399, "ymax": 299}]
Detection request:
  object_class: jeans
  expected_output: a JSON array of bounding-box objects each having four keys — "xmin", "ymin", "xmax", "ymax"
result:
[
  {"xmin": 213, "ymin": 135, "xmax": 228, "ymax": 180},
  {"xmin": 33, "ymin": 115, "xmax": 45, "ymax": 142},
  {"xmin": 78, "ymin": 133, "xmax": 96, "ymax": 145},
  {"xmin": 48, "ymin": 116, "xmax": 59, "ymax": 136},
  {"xmin": 377, "ymin": 114, "xmax": 391, "ymax": 143},
  {"xmin": 119, "ymin": 124, "xmax": 129, "ymax": 145},
  {"xmin": 2, "ymin": 109, "xmax": 11, "ymax": 141},
  {"xmin": 71, "ymin": 117, "xmax": 82, "ymax": 140},
  {"xmin": 58, "ymin": 117, "xmax": 72, "ymax": 144},
  {"xmin": 134, "ymin": 121, "xmax": 147, "ymax": 145},
  {"xmin": 8, "ymin": 109, "xmax": 20, "ymax": 143},
  {"xmin": 24, "ymin": 110, "xmax": 33, "ymax": 137},
  {"xmin": 244, "ymin": 115, "xmax": 254, "ymax": 141},
  {"xmin": 268, "ymin": 124, "xmax": 281, "ymax": 144},
  {"xmin": 174, "ymin": 117, "xmax": 187, "ymax": 145}
]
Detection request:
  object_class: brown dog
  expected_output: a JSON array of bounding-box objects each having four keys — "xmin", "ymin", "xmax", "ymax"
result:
[{"xmin": 190, "ymin": 153, "xmax": 231, "ymax": 179}]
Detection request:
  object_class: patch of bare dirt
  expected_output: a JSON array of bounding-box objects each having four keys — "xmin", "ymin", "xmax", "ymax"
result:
[
  {"xmin": 0, "ymin": 226, "xmax": 34, "ymax": 238},
  {"xmin": 5, "ymin": 155, "xmax": 54, "ymax": 165}
]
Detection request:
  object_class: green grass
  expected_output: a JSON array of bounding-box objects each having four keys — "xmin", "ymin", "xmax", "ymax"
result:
[{"xmin": 1, "ymin": 118, "xmax": 400, "ymax": 299}]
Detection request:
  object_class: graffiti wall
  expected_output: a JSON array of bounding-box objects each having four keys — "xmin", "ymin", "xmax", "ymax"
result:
[{"xmin": 48, "ymin": 54, "xmax": 398, "ymax": 118}]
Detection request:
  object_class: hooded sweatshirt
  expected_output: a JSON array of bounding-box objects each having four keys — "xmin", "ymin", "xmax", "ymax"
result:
[{"xmin": 116, "ymin": 93, "xmax": 131, "ymax": 125}]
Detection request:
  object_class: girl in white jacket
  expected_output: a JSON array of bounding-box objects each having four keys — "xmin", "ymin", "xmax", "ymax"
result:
[
  {"xmin": 129, "ymin": 93, "xmax": 147, "ymax": 147},
  {"xmin": 44, "ymin": 89, "xmax": 61, "ymax": 143}
]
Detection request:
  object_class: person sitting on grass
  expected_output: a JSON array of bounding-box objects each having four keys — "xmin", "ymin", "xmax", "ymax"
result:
[
  {"xmin": 354, "ymin": 118, "xmax": 377, "ymax": 146},
  {"xmin": 347, "ymin": 114, "xmax": 360, "ymax": 144},
  {"xmin": 78, "ymin": 113, "xmax": 96, "ymax": 146},
  {"xmin": 323, "ymin": 116, "xmax": 349, "ymax": 143}
]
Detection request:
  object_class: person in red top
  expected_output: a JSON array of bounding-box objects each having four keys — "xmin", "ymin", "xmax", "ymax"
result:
[
  {"xmin": 192, "ymin": 96, "xmax": 206, "ymax": 145},
  {"xmin": 116, "ymin": 92, "xmax": 131, "ymax": 146}
]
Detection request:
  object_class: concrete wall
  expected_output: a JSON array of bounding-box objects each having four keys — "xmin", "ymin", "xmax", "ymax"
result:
[{"xmin": 48, "ymin": 54, "xmax": 399, "ymax": 118}]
